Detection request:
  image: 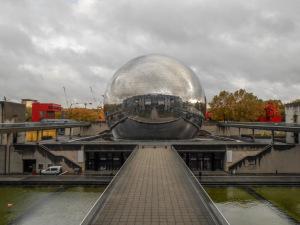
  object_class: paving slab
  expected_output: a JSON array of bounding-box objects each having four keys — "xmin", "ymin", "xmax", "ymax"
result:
[{"xmin": 89, "ymin": 146, "xmax": 222, "ymax": 225}]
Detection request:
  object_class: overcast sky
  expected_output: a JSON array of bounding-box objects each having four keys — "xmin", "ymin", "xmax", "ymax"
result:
[{"xmin": 0, "ymin": 0, "xmax": 299, "ymax": 107}]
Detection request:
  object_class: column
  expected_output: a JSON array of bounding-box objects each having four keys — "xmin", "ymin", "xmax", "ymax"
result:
[
  {"xmin": 55, "ymin": 129, "xmax": 59, "ymax": 142},
  {"xmin": 5, "ymin": 132, "xmax": 13, "ymax": 174},
  {"xmin": 69, "ymin": 128, "xmax": 72, "ymax": 140}
]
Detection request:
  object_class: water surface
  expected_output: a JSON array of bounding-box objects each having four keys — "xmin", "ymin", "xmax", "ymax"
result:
[
  {"xmin": 205, "ymin": 187, "xmax": 297, "ymax": 225},
  {"xmin": 254, "ymin": 187, "xmax": 300, "ymax": 222},
  {"xmin": 0, "ymin": 186, "xmax": 104, "ymax": 225}
]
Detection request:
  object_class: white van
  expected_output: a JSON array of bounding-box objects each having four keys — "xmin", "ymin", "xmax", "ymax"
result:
[{"xmin": 41, "ymin": 166, "xmax": 62, "ymax": 175}]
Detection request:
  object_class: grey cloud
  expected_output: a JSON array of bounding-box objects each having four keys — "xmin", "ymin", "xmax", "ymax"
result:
[{"xmin": 0, "ymin": 0, "xmax": 299, "ymax": 107}]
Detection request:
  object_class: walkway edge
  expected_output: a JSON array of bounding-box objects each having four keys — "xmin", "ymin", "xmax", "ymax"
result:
[
  {"xmin": 171, "ymin": 146, "xmax": 230, "ymax": 225},
  {"xmin": 79, "ymin": 147, "xmax": 138, "ymax": 225}
]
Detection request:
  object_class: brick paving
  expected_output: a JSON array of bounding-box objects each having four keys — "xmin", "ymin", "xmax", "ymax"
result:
[{"xmin": 92, "ymin": 146, "xmax": 215, "ymax": 225}]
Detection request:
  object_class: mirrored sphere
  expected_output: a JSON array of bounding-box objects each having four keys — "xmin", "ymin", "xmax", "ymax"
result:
[{"xmin": 104, "ymin": 54, "xmax": 206, "ymax": 140}]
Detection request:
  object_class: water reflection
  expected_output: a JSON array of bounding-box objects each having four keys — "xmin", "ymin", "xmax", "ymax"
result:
[
  {"xmin": 205, "ymin": 187, "xmax": 298, "ymax": 225},
  {"xmin": 0, "ymin": 186, "xmax": 104, "ymax": 225},
  {"xmin": 254, "ymin": 187, "xmax": 300, "ymax": 222}
]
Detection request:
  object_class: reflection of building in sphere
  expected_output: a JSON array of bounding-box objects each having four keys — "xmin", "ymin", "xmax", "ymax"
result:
[{"xmin": 104, "ymin": 54, "xmax": 206, "ymax": 140}]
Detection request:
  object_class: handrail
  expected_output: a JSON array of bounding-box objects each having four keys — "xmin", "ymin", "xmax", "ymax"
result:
[
  {"xmin": 217, "ymin": 121, "xmax": 300, "ymax": 132},
  {"xmin": 0, "ymin": 121, "xmax": 90, "ymax": 127},
  {"xmin": 0, "ymin": 122, "xmax": 90, "ymax": 134},
  {"xmin": 228, "ymin": 144, "xmax": 273, "ymax": 171},
  {"xmin": 38, "ymin": 144, "xmax": 81, "ymax": 170},
  {"xmin": 171, "ymin": 146, "xmax": 230, "ymax": 225}
]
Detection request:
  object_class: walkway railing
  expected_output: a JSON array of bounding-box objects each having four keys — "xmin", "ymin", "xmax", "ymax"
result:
[
  {"xmin": 217, "ymin": 121, "xmax": 300, "ymax": 132},
  {"xmin": 0, "ymin": 121, "xmax": 90, "ymax": 133},
  {"xmin": 171, "ymin": 146, "xmax": 230, "ymax": 225}
]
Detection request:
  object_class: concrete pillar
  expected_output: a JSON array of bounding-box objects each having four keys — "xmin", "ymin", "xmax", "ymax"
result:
[
  {"xmin": 5, "ymin": 132, "xmax": 13, "ymax": 174},
  {"xmin": 36, "ymin": 130, "xmax": 39, "ymax": 144},
  {"xmin": 217, "ymin": 126, "xmax": 220, "ymax": 135},
  {"xmin": 55, "ymin": 129, "xmax": 59, "ymax": 142},
  {"xmin": 69, "ymin": 128, "xmax": 72, "ymax": 140},
  {"xmin": 224, "ymin": 150, "xmax": 232, "ymax": 172},
  {"xmin": 228, "ymin": 127, "xmax": 231, "ymax": 136},
  {"xmin": 79, "ymin": 145, "xmax": 85, "ymax": 172},
  {"xmin": 79, "ymin": 126, "xmax": 83, "ymax": 137},
  {"xmin": 271, "ymin": 130, "xmax": 275, "ymax": 144}
]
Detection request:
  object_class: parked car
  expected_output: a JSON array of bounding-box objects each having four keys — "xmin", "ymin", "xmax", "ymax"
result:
[{"xmin": 41, "ymin": 166, "xmax": 62, "ymax": 175}]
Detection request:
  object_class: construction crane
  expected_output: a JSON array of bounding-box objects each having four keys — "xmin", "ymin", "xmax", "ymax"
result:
[
  {"xmin": 62, "ymin": 86, "xmax": 70, "ymax": 108},
  {"xmin": 89, "ymin": 86, "xmax": 97, "ymax": 105}
]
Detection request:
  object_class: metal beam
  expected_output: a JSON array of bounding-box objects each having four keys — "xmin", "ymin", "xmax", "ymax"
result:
[
  {"xmin": 0, "ymin": 122, "xmax": 90, "ymax": 134},
  {"xmin": 217, "ymin": 122, "xmax": 300, "ymax": 133}
]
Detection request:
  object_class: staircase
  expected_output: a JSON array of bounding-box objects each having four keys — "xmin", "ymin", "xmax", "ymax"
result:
[
  {"xmin": 229, "ymin": 144, "xmax": 273, "ymax": 173},
  {"xmin": 38, "ymin": 144, "xmax": 81, "ymax": 173}
]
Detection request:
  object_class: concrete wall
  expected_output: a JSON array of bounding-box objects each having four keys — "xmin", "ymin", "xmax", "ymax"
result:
[
  {"xmin": 0, "ymin": 101, "xmax": 25, "ymax": 123},
  {"xmin": 7, "ymin": 147, "xmax": 52, "ymax": 174},
  {"xmin": 0, "ymin": 102, "xmax": 26, "ymax": 145},
  {"xmin": 225, "ymin": 146, "xmax": 262, "ymax": 171},
  {"xmin": 234, "ymin": 145, "xmax": 300, "ymax": 174},
  {"xmin": 202, "ymin": 122, "xmax": 218, "ymax": 135},
  {"xmin": 0, "ymin": 146, "xmax": 5, "ymax": 174},
  {"xmin": 5, "ymin": 146, "xmax": 80, "ymax": 174},
  {"xmin": 285, "ymin": 104, "xmax": 300, "ymax": 144},
  {"xmin": 216, "ymin": 126, "xmax": 275, "ymax": 137},
  {"xmin": 64, "ymin": 122, "xmax": 108, "ymax": 137}
]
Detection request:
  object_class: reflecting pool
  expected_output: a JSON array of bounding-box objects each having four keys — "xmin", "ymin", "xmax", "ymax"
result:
[
  {"xmin": 0, "ymin": 186, "xmax": 105, "ymax": 225},
  {"xmin": 205, "ymin": 187, "xmax": 299, "ymax": 225},
  {"xmin": 254, "ymin": 187, "xmax": 300, "ymax": 222}
]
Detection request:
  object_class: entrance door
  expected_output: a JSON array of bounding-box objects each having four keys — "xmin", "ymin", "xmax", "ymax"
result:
[{"xmin": 23, "ymin": 159, "xmax": 36, "ymax": 173}]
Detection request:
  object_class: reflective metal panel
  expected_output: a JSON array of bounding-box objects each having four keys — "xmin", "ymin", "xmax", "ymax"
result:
[{"xmin": 104, "ymin": 54, "xmax": 206, "ymax": 139}]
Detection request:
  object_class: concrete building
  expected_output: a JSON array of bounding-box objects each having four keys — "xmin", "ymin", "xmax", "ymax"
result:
[
  {"xmin": 0, "ymin": 101, "xmax": 26, "ymax": 174},
  {"xmin": 0, "ymin": 101, "xmax": 26, "ymax": 145},
  {"xmin": 0, "ymin": 101, "xmax": 26, "ymax": 123},
  {"xmin": 21, "ymin": 99, "xmax": 38, "ymax": 108},
  {"xmin": 285, "ymin": 101, "xmax": 300, "ymax": 144}
]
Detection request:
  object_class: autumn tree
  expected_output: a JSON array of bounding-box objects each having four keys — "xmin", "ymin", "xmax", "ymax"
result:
[
  {"xmin": 263, "ymin": 100, "xmax": 284, "ymax": 121},
  {"xmin": 209, "ymin": 89, "xmax": 264, "ymax": 121},
  {"xmin": 25, "ymin": 107, "xmax": 32, "ymax": 121},
  {"xmin": 61, "ymin": 107, "xmax": 105, "ymax": 122}
]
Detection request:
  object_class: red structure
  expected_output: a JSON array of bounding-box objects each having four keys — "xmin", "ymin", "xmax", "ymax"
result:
[
  {"xmin": 258, "ymin": 102, "xmax": 282, "ymax": 122},
  {"xmin": 205, "ymin": 111, "xmax": 212, "ymax": 121},
  {"xmin": 32, "ymin": 102, "xmax": 62, "ymax": 122}
]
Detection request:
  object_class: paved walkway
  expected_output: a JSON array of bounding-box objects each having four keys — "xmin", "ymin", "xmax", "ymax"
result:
[{"xmin": 90, "ymin": 146, "xmax": 217, "ymax": 225}]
